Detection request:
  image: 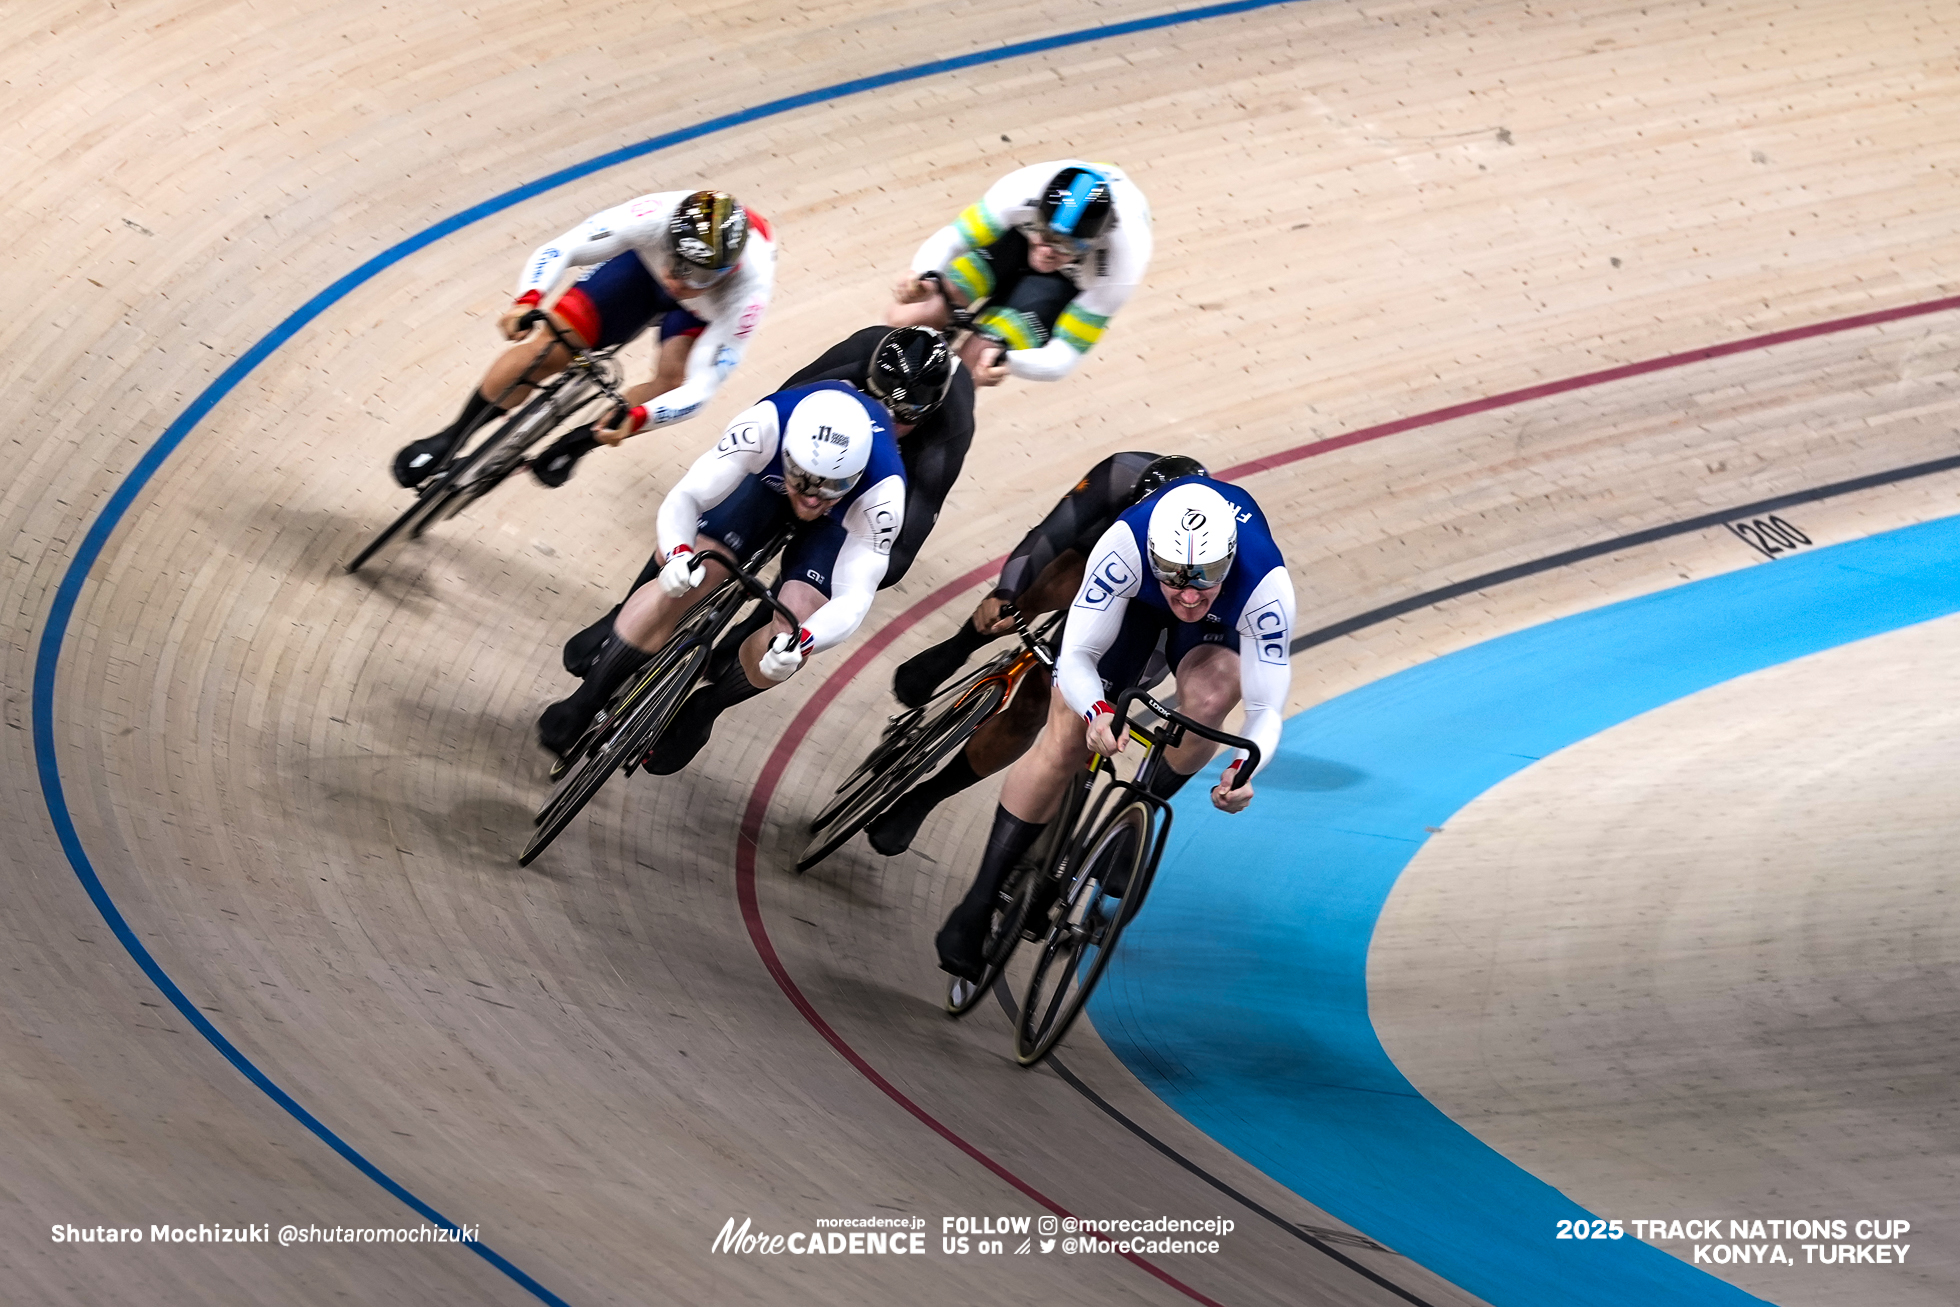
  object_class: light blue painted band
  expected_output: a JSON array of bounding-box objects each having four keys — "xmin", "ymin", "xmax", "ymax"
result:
[{"xmin": 1095, "ymin": 512, "xmax": 1960, "ymax": 1306}]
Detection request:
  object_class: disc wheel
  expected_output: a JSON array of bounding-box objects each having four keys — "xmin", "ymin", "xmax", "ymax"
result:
[
  {"xmin": 796, "ymin": 678, "xmax": 1006, "ymax": 873},
  {"xmin": 1012, "ymin": 800, "xmax": 1153, "ymax": 1065},
  {"xmin": 518, "ymin": 638, "xmax": 708, "ymax": 866}
]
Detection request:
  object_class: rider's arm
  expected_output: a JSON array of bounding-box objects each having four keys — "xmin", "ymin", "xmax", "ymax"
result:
[
  {"xmin": 800, "ymin": 474, "xmax": 907, "ymax": 652},
  {"xmin": 654, "ymin": 403, "xmax": 779, "ymax": 557},
  {"xmin": 512, "ymin": 192, "xmax": 681, "ymax": 301},
  {"xmin": 1054, "ymin": 522, "xmax": 1145, "ymax": 719},
  {"xmin": 1230, "ymin": 564, "xmax": 1298, "ymax": 777},
  {"xmin": 907, "ymin": 163, "xmax": 1044, "ymax": 274},
  {"xmin": 638, "ymin": 238, "xmax": 775, "ymax": 431}
]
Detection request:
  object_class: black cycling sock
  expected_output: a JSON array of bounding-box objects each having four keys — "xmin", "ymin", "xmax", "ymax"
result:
[
  {"xmin": 642, "ymin": 656, "xmax": 766, "ymax": 776},
  {"xmin": 937, "ymin": 805, "xmax": 1046, "ymax": 974},
  {"xmin": 865, "ymin": 752, "xmax": 982, "ymax": 856},
  {"xmin": 539, "ymin": 630, "xmax": 651, "ymax": 755},
  {"xmin": 698, "ymin": 654, "xmax": 769, "ymax": 715},
  {"xmin": 954, "ymin": 806, "xmax": 1046, "ymax": 921},
  {"xmin": 1145, "ymin": 762, "xmax": 1198, "ymax": 801},
  {"xmin": 927, "ymin": 617, "xmax": 996, "ymax": 666},
  {"xmin": 442, "ymin": 388, "xmax": 505, "ymax": 446},
  {"xmin": 902, "ymin": 752, "xmax": 984, "ymax": 818},
  {"xmin": 556, "ymin": 632, "xmax": 650, "ymax": 723}
]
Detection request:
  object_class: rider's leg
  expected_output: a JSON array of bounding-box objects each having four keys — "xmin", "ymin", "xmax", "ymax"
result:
[
  {"xmin": 1152, "ymin": 643, "xmax": 1242, "ymax": 791},
  {"xmin": 533, "ymin": 327, "xmax": 695, "ymax": 487},
  {"xmin": 865, "ymin": 663, "xmax": 1050, "ymax": 856},
  {"xmin": 891, "ymin": 551, "xmax": 1081, "ymax": 707},
  {"xmin": 391, "ymin": 319, "xmax": 577, "ymax": 487},
  {"xmin": 997, "ymin": 681, "xmax": 1096, "ymax": 823},
  {"xmin": 536, "ymin": 534, "xmax": 734, "ymax": 755},
  {"xmin": 933, "ymin": 684, "xmax": 1090, "ymax": 976},
  {"xmin": 642, "ymin": 578, "xmax": 823, "ymax": 776}
]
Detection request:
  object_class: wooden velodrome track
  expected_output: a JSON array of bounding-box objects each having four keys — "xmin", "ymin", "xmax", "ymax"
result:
[{"xmin": 6, "ymin": 0, "xmax": 1957, "ymax": 1303}]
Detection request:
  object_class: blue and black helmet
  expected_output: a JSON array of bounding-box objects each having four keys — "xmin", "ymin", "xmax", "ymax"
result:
[{"xmin": 1036, "ymin": 166, "xmax": 1115, "ymax": 246}]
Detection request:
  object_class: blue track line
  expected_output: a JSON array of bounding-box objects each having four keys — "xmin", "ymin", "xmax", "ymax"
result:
[
  {"xmin": 26, "ymin": 2, "xmax": 1310, "ymax": 1300},
  {"xmin": 1092, "ymin": 512, "xmax": 1960, "ymax": 1306}
]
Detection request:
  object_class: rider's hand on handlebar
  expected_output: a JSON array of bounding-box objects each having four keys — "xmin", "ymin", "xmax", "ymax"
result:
[
  {"xmin": 971, "ymin": 342, "xmax": 1011, "ymax": 387},
  {"xmin": 892, "ymin": 273, "xmax": 934, "ymax": 305},
  {"xmin": 1211, "ymin": 760, "xmax": 1254, "ymax": 814},
  {"xmin": 1084, "ymin": 703, "xmax": 1124, "ymax": 758},
  {"xmin": 758, "ymin": 629, "xmax": 810, "ymax": 683},
  {"xmin": 974, "ymin": 595, "xmax": 1018, "ymax": 636},
  {"xmin": 658, "ymin": 545, "xmax": 707, "ymax": 598},
  {"xmin": 595, "ymin": 405, "xmax": 647, "ymax": 446},
  {"xmin": 499, "ymin": 295, "xmax": 543, "ymax": 340}
]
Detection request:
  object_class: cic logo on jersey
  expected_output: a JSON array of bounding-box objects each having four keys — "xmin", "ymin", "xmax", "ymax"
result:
[
  {"xmin": 1078, "ymin": 550, "xmax": 1133, "ymax": 610},
  {"xmin": 1246, "ymin": 599, "xmax": 1288, "ymax": 665}
]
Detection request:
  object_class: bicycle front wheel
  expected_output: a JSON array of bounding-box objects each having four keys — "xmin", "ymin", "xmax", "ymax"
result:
[
  {"xmin": 344, "ymin": 480, "xmax": 454, "ymax": 572},
  {"xmin": 796, "ymin": 678, "xmax": 1006, "ymax": 873},
  {"xmin": 1011, "ymin": 799, "xmax": 1154, "ymax": 1065},
  {"xmin": 519, "ymin": 638, "xmax": 708, "ymax": 866}
]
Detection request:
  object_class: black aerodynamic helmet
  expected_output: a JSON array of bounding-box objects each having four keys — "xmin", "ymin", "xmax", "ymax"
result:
[
  {"xmin": 1036, "ymin": 165, "xmax": 1116, "ymax": 246},
  {"xmin": 867, "ymin": 326, "xmax": 954, "ymax": 424},
  {"xmin": 1133, "ymin": 454, "xmax": 1209, "ymax": 503},
  {"xmin": 665, "ymin": 190, "xmax": 748, "ymax": 288}
]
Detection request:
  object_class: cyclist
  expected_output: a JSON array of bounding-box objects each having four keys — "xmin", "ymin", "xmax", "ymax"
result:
[
  {"xmin": 888, "ymin": 161, "xmax": 1150, "ymax": 388},
  {"xmin": 391, "ymin": 189, "xmax": 775, "ymax": 489},
  {"xmin": 862, "ymin": 452, "xmax": 1207, "ymax": 857},
  {"xmin": 933, "ymin": 475, "xmax": 1295, "ymax": 981},
  {"xmin": 536, "ymin": 383, "xmax": 904, "ymax": 774},
  {"xmin": 559, "ymin": 324, "xmax": 965, "ymax": 677}
]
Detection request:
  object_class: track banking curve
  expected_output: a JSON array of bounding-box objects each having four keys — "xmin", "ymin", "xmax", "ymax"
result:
[
  {"xmin": 28, "ymin": 4, "xmax": 1317, "ymax": 1303},
  {"xmin": 22, "ymin": 1, "xmax": 1960, "ymax": 1303}
]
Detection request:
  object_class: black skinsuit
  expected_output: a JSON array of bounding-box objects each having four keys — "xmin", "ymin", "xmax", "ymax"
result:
[
  {"xmin": 993, "ymin": 449, "xmax": 1160, "ymax": 600},
  {"xmin": 782, "ymin": 325, "xmax": 978, "ymax": 589}
]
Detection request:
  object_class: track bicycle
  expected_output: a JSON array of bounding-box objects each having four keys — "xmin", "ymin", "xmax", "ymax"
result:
[
  {"xmin": 346, "ymin": 312, "xmax": 629, "ymax": 572},
  {"xmin": 518, "ymin": 534, "xmax": 798, "ymax": 866},
  {"xmin": 796, "ymin": 608, "xmax": 1060, "ymax": 874},
  {"xmin": 998, "ymin": 687, "xmax": 1259, "ymax": 1065}
]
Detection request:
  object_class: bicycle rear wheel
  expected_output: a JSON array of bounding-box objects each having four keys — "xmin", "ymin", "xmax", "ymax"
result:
[
  {"xmin": 1011, "ymin": 799, "xmax": 1153, "ymax": 1065},
  {"xmin": 796, "ymin": 678, "xmax": 1006, "ymax": 873},
  {"xmin": 519, "ymin": 637, "xmax": 708, "ymax": 866}
]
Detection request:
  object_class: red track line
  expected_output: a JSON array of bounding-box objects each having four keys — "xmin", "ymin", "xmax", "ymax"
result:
[
  {"xmin": 1216, "ymin": 293, "xmax": 1960, "ymax": 481},
  {"xmin": 729, "ymin": 291, "xmax": 1960, "ymax": 1304}
]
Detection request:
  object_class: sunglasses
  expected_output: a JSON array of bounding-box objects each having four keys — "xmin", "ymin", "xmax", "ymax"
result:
[
  {"xmin": 783, "ymin": 458, "xmax": 859, "ymax": 501},
  {"xmin": 1148, "ymin": 552, "xmax": 1232, "ymax": 592},
  {"xmin": 671, "ymin": 261, "xmax": 734, "ymax": 290}
]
